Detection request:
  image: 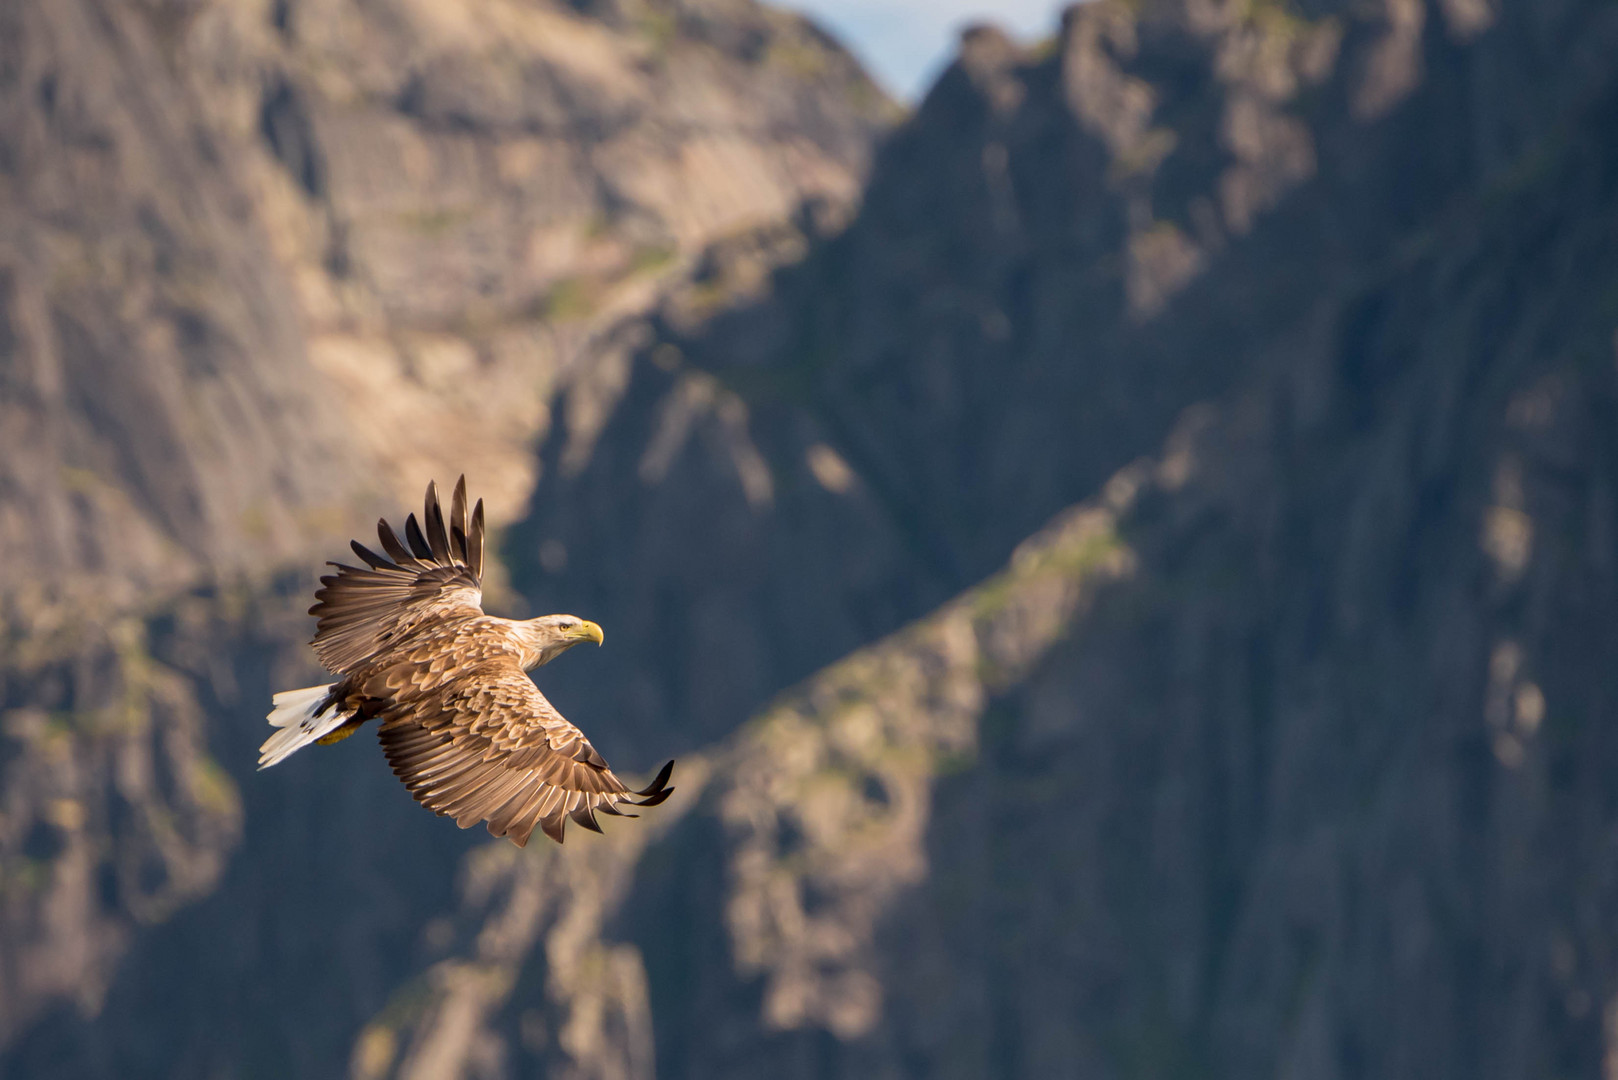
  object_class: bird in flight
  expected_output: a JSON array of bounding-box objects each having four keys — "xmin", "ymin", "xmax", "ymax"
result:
[{"xmin": 259, "ymin": 477, "xmax": 673, "ymax": 846}]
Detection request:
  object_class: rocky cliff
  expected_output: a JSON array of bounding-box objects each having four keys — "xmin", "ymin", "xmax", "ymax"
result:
[
  {"xmin": 0, "ymin": 0, "xmax": 885, "ymax": 1069},
  {"xmin": 0, "ymin": 0, "xmax": 359, "ymax": 616},
  {"xmin": 6, "ymin": 0, "xmax": 1618, "ymax": 1077},
  {"xmin": 507, "ymin": 0, "xmax": 1613, "ymax": 767},
  {"xmin": 455, "ymin": 0, "xmax": 1618, "ymax": 1076},
  {"xmin": 0, "ymin": 0, "xmax": 888, "ymax": 613}
]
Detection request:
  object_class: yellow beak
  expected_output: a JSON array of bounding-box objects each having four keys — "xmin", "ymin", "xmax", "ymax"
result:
[{"xmin": 575, "ymin": 620, "xmax": 604, "ymax": 646}]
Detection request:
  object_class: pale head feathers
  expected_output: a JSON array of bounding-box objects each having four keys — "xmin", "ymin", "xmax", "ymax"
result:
[{"xmin": 511, "ymin": 614, "xmax": 605, "ymax": 669}]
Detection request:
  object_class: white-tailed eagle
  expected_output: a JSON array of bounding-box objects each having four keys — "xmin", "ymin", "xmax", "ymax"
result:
[{"xmin": 259, "ymin": 477, "xmax": 673, "ymax": 846}]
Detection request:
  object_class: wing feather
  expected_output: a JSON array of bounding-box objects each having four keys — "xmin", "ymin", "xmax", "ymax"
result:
[
  {"xmin": 308, "ymin": 478, "xmax": 485, "ymax": 673},
  {"xmin": 570, "ymin": 805, "xmax": 604, "ymax": 834},
  {"xmin": 404, "ymin": 514, "xmax": 433, "ymax": 560},
  {"xmin": 450, "ymin": 477, "xmax": 470, "ymax": 565},
  {"xmin": 376, "ymin": 518, "xmax": 417, "ymax": 567},
  {"xmin": 465, "ymin": 771, "xmax": 529, "ymax": 821},
  {"xmin": 468, "ymin": 499, "xmax": 485, "ymax": 580},
  {"xmin": 486, "ymin": 776, "xmax": 543, "ymax": 837},
  {"xmin": 422, "ymin": 480, "xmax": 454, "ymax": 564},
  {"xmin": 377, "ymin": 662, "xmax": 674, "ymax": 846},
  {"xmin": 508, "ymin": 786, "xmax": 554, "ymax": 847},
  {"xmin": 350, "ymin": 540, "xmax": 392, "ymax": 570}
]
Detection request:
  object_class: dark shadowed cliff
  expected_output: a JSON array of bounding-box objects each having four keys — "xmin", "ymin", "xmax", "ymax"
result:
[
  {"xmin": 619, "ymin": 66, "xmax": 1618, "ymax": 1080},
  {"xmin": 508, "ymin": 0, "xmax": 1618, "ymax": 771},
  {"xmin": 5, "ymin": 0, "xmax": 1618, "ymax": 1078}
]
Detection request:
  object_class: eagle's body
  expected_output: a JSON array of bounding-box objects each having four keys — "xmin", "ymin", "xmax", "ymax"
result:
[{"xmin": 259, "ymin": 477, "xmax": 673, "ymax": 847}]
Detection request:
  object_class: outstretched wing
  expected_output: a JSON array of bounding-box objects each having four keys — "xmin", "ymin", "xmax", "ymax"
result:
[
  {"xmin": 378, "ymin": 662, "xmax": 674, "ymax": 846},
  {"xmin": 310, "ymin": 477, "xmax": 487, "ymax": 673}
]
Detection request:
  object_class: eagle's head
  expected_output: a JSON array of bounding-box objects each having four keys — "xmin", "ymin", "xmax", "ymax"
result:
[{"xmin": 516, "ymin": 614, "xmax": 605, "ymax": 669}]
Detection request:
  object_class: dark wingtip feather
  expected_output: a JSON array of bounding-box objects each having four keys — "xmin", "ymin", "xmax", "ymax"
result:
[
  {"xmin": 423, "ymin": 480, "xmax": 452, "ymax": 563},
  {"xmin": 570, "ymin": 805, "xmax": 604, "ymax": 833},
  {"xmin": 469, "ymin": 499, "xmax": 486, "ymax": 580},
  {"xmin": 633, "ymin": 760, "xmax": 675, "ymax": 799},
  {"xmin": 540, "ymin": 812, "xmax": 567, "ymax": 845},
  {"xmin": 404, "ymin": 513, "xmax": 434, "ymax": 560},
  {"xmin": 377, "ymin": 518, "xmax": 414, "ymax": 565},
  {"xmin": 450, "ymin": 476, "xmax": 470, "ymax": 565},
  {"xmin": 350, "ymin": 540, "xmax": 394, "ymax": 570}
]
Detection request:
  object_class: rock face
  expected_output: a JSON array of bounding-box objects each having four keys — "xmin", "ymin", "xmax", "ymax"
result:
[
  {"xmin": 0, "ymin": 0, "xmax": 885, "ymax": 1071},
  {"xmin": 843, "ymin": 86, "xmax": 1618, "ymax": 1073},
  {"xmin": 505, "ymin": 0, "xmax": 1614, "ymax": 769},
  {"xmin": 7, "ymin": 0, "xmax": 1618, "ymax": 1078},
  {"xmin": 0, "ymin": 0, "xmax": 360, "ymax": 615},
  {"xmin": 0, "ymin": 0, "xmax": 889, "ymax": 615},
  {"xmin": 178, "ymin": 0, "xmax": 891, "ymax": 514}
]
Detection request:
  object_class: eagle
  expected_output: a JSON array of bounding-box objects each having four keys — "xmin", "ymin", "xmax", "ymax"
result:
[{"xmin": 258, "ymin": 476, "xmax": 673, "ymax": 846}]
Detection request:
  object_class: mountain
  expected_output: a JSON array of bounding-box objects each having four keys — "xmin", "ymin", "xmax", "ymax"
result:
[
  {"xmin": 0, "ymin": 0, "xmax": 886, "ymax": 1070},
  {"xmin": 427, "ymin": 0, "xmax": 1618, "ymax": 1076},
  {"xmin": 504, "ymin": 0, "xmax": 1615, "ymax": 771},
  {"xmin": 5, "ymin": 0, "xmax": 1618, "ymax": 1077},
  {"xmin": 0, "ymin": 0, "xmax": 357, "ymax": 615},
  {"xmin": 0, "ymin": 0, "xmax": 889, "ymax": 614}
]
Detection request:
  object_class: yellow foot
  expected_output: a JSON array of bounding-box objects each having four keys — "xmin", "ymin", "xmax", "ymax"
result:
[{"xmin": 315, "ymin": 718, "xmax": 364, "ymax": 745}]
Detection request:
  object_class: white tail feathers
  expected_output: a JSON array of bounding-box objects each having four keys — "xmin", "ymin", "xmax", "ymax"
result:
[{"xmin": 258, "ymin": 684, "xmax": 346, "ymax": 769}]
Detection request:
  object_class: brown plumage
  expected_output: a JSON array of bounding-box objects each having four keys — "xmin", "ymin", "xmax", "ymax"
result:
[{"xmin": 259, "ymin": 476, "xmax": 673, "ymax": 846}]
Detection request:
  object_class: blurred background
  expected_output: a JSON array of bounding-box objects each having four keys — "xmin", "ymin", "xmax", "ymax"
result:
[{"xmin": 1, "ymin": 0, "xmax": 1616, "ymax": 1077}]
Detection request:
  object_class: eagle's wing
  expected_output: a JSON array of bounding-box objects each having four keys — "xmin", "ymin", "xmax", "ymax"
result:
[
  {"xmin": 377, "ymin": 662, "xmax": 674, "ymax": 846},
  {"xmin": 310, "ymin": 477, "xmax": 486, "ymax": 673}
]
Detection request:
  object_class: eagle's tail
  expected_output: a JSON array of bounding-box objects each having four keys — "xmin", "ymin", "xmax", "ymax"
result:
[{"xmin": 258, "ymin": 683, "xmax": 347, "ymax": 769}]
